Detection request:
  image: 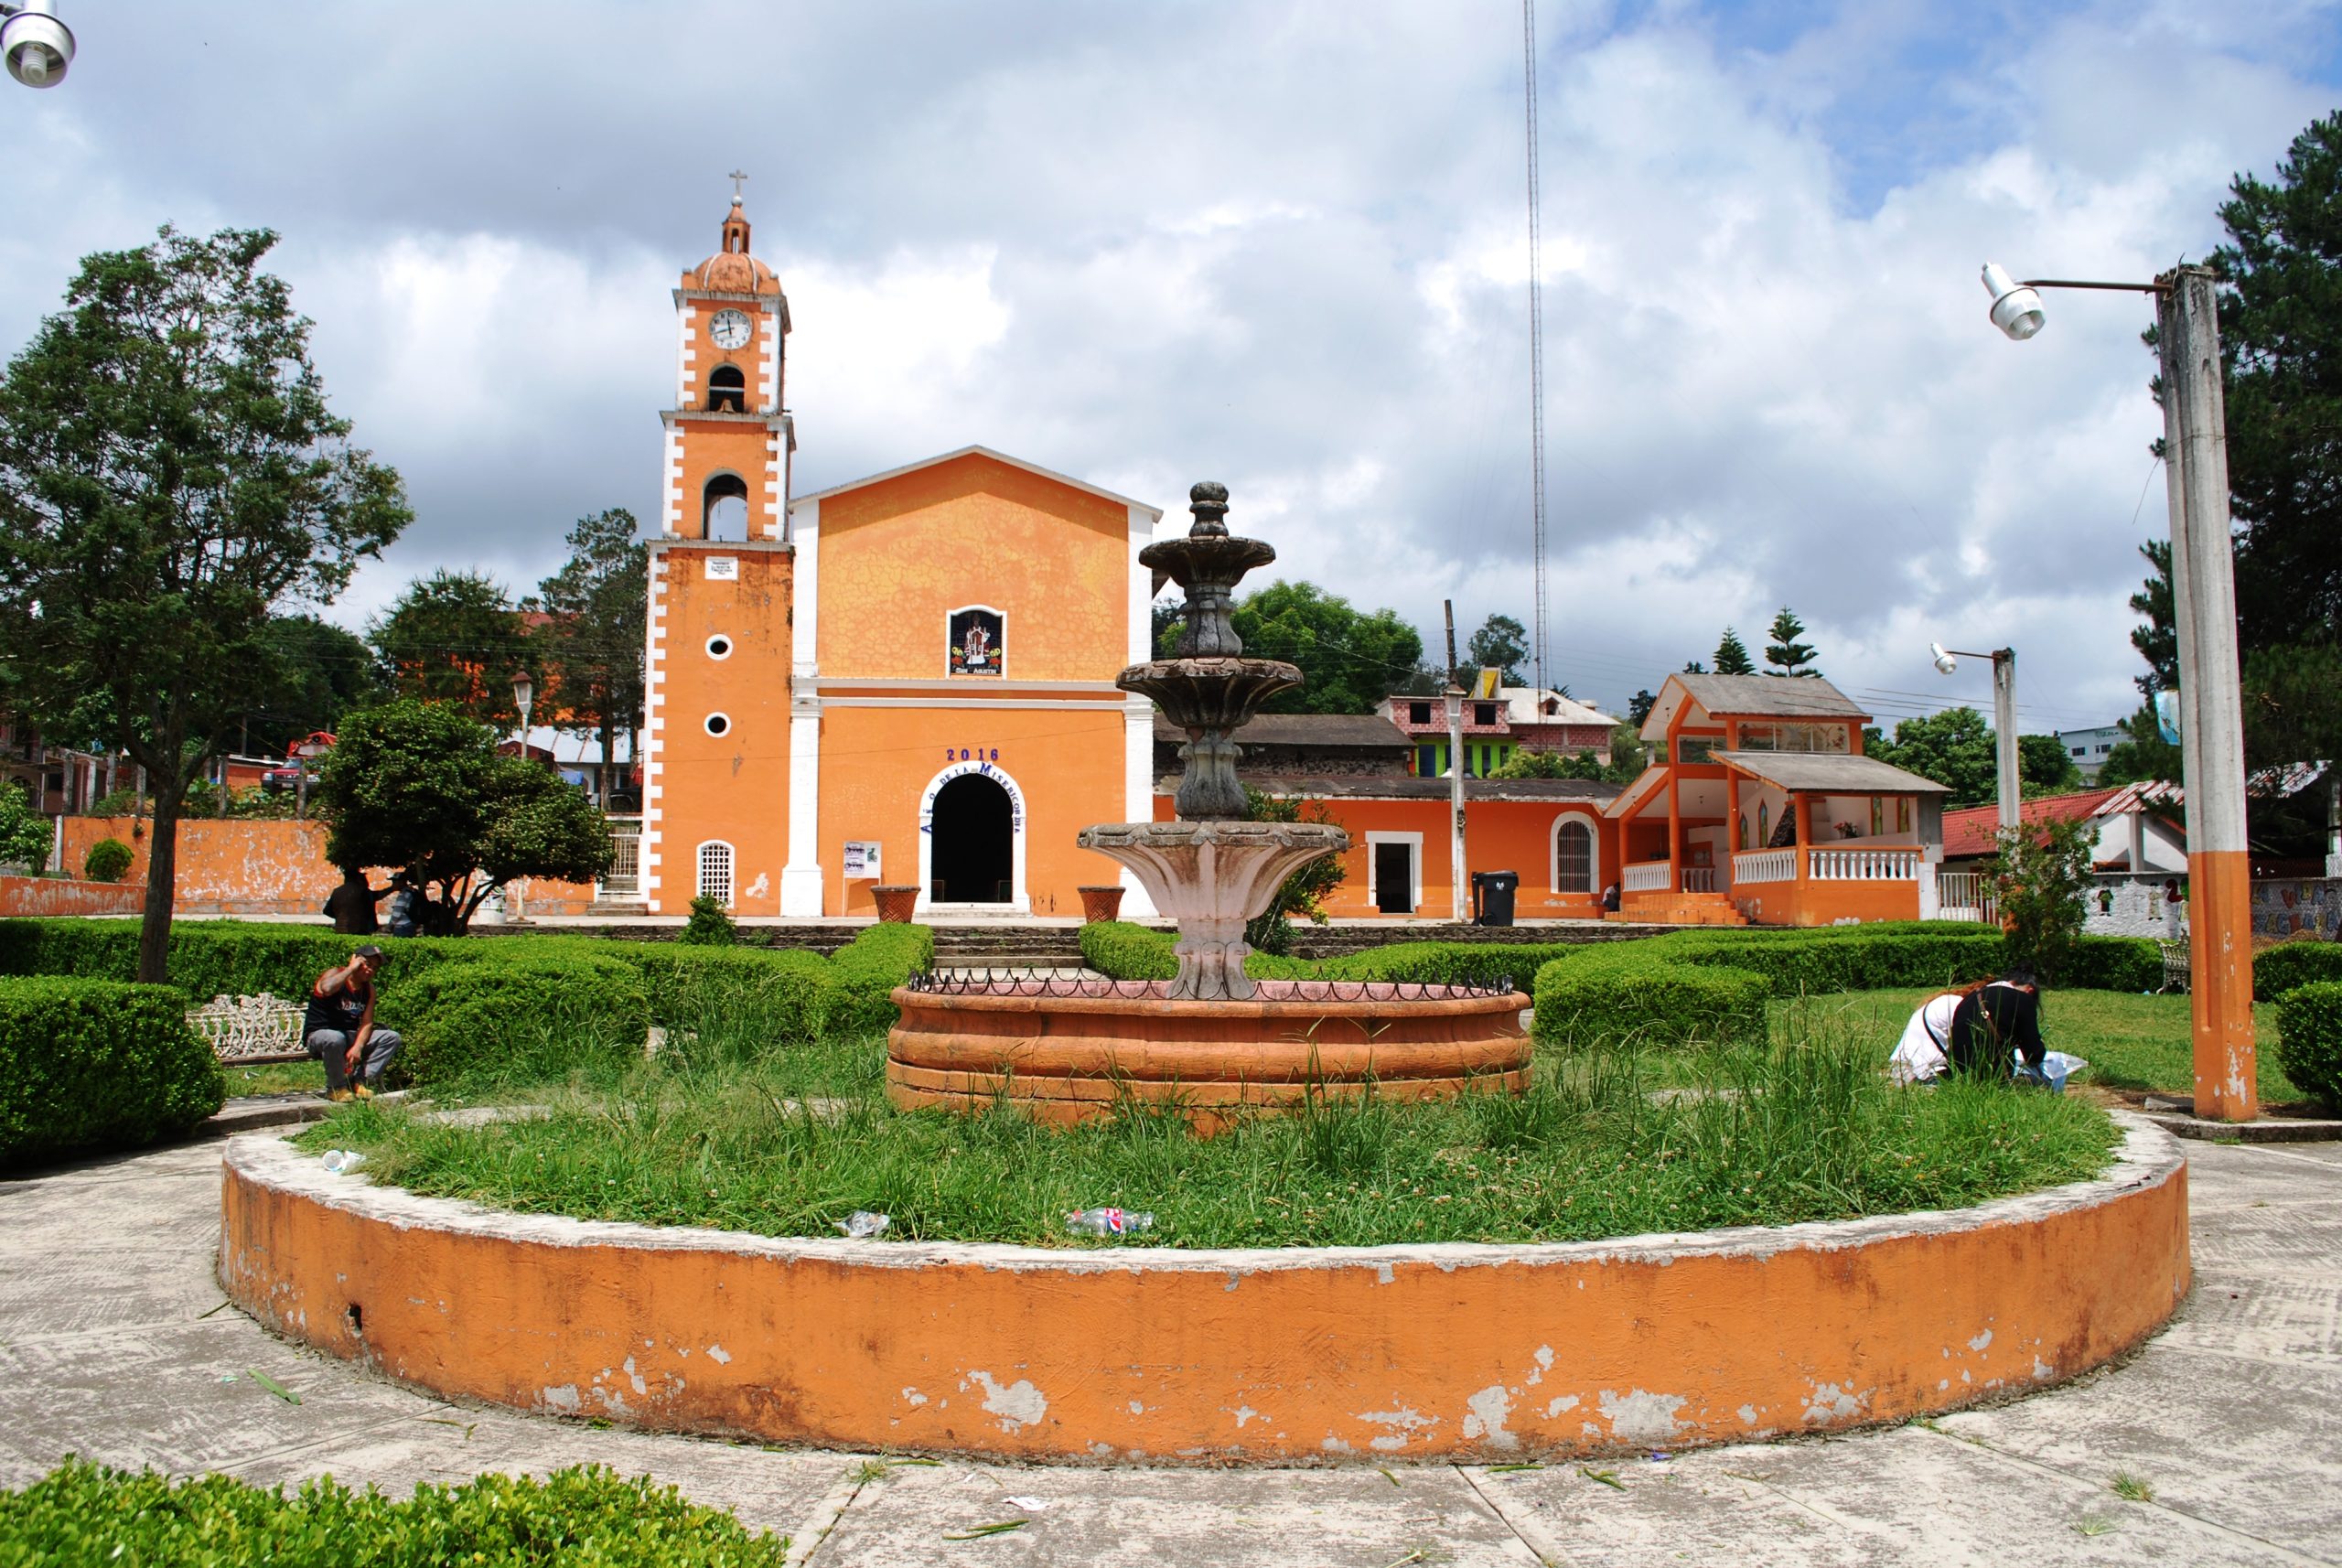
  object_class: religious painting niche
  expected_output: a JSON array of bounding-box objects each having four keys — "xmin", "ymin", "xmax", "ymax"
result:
[{"xmin": 948, "ymin": 607, "xmax": 1005, "ymax": 677}]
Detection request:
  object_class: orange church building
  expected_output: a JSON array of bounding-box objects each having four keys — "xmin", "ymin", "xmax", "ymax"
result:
[{"xmin": 638, "ymin": 199, "xmax": 1950, "ymax": 928}]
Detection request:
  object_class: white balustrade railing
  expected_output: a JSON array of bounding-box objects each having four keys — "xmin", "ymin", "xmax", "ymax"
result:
[
  {"xmin": 1733, "ymin": 849, "xmax": 1796, "ymax": 884},
  {"xmin": 1937, "ymin": 870, "xmax": 1997, "ymax": 925},
  {"xmin": 1622, "ymin": 862, "xmax": 1671, "ymax": 893},
  {"xmin": 1808, "ymin": 847, "xmax": 1921, "ymax": 882},
  {"xmin": 1682, "ymin": 866, "xmax": 1716, "ymax": 894}
]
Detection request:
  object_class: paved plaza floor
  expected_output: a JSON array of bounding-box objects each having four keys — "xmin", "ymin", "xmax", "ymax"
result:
[{"xmin": 1, "ymin": 1132, "xmax": 2337, "ymax": 1565}]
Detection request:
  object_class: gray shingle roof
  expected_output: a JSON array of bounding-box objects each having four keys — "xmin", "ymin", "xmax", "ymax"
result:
[
  {"xmin": 1155, "ymin": 773, "xmax": 1619, "ymax": 803},
  {"xmin": 1713, "ymin": 750, "xmax": 1952, "ymax": 794},
  {"xmin": 1671, "ymin": 673, "xmax": 1867, "ymax": 720}
]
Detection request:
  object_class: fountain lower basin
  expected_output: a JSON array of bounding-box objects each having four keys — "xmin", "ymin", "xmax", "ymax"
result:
[{"xmin": 886, "ymin": 976, "xmax": 1531, "ymax": 1133}]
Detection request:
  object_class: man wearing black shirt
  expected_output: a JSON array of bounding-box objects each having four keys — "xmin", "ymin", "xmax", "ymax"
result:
[
  {"xmin": 306, "ymin": 945, "xmax": 401, "ymax": 1101},
  {"xmin": 1946, "ymin": 969, "xmax": 2047, "ymax": 1079}
]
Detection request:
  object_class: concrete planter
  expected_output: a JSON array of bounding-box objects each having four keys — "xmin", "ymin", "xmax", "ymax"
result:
[
  {"xmin": 1076, "ymin": 885, "xmax": 1125, "ymax": 923},
  {"xmin": 871, "ymin": 886, "xmax": 919, "ymax": 924},
  {"xmin": 218, "ymin": 1118, "xmax": 2188, "ymax": 1465}
]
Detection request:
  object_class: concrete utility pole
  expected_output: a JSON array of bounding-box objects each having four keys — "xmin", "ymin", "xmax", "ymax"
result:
[
  {"xmin": 1992, "ymin": 649, "xmax": 2018, "ymax": 832},
  {"xmin": 1444, "ymin": 601, "xmax": 1467, "ymax": 920},
  {"xmin": 2157, "ymin": 265, "xmax": 2256, "ymax": 1122},
  {"xmin": 1446, "ymin": 682, "xmax": 1467, "ymax": 922}
]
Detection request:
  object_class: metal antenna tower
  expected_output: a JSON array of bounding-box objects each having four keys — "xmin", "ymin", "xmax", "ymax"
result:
[{"xmin": 1521, "ymin": 0, "xmax": 1548, "ymax": 700}]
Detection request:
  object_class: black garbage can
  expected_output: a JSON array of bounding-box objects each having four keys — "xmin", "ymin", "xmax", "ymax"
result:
[{"xmin": 1471, "ymin": 869, "xmax": 1520, "ymax": 927}]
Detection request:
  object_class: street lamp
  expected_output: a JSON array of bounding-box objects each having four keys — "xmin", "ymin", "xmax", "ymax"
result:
[
  {"xmin": 0, "ymin": 1, "xmax": 72, "ymax": 88},
  {"xmin": 1980, "ymin": 260, "xmax": 2256, "ymax": 1122},
  {"xmin": 509, "ymin": 672, "xmax": 535, "ymax": 923},
  {"xmin": 511, "ymin": 672, "xmax": 534, "ymax": 752},
  {"xmin": 1929, "ymin": 642, "xmax": 2019, "ymax": 831}
]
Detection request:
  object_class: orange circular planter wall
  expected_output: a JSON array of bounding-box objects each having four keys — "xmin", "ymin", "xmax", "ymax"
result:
[{"xmin": 217, "ymin": 1121, "xmax": 2189, "ymax": 1464}]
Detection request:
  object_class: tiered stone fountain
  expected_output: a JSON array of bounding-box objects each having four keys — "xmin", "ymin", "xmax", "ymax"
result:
[{"xmin": 886, "ymin": 482, "xmax": 1531, "ymax": 1130}]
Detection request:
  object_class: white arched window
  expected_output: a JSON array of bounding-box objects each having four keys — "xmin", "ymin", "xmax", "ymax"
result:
[
  {"xmin": 1553, "ymin": 817, "xmax": 1595, "ymax": 894},
  {"xmin": 696, "ymin": 841, "xmax": 735, "ymax": 908}
]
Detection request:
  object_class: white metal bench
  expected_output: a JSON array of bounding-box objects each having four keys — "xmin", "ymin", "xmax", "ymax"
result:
[
  {"xmin": 2157, "ymin": 939, "xmax": 2190, "ymax": 994},
  {"xmin": 188, "ymin": 993, "xmax": 309, "ymax": 1065}
]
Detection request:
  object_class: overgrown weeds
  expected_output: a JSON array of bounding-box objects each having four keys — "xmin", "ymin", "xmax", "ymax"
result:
[{"xmin": 307, "ymin": 1009, "xmax": 2121, "ymax": 1250}]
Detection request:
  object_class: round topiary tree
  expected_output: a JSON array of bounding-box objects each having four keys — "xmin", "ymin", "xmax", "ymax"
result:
[
  {"xmin": 2275, "ymin": 982, "xmax": 2342, "ymax": 1110},
  {"xmin": 82, "ymin": 838, "xmax": 134, "ymax": 884}
]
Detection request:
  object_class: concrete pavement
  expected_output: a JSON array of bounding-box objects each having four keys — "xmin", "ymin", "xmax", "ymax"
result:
[{"xmin": 2, "ymin": 1133, "xmax": 2337, "ymax": 1565}]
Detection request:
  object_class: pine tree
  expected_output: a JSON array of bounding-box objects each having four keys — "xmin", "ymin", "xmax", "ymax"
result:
[
  {"xmin": 1764, "ymin": 607, "xmax": 1820, "ymax": 677},
  {"xmin": 1713, "ymin": 628, "xmax": 1756, "ymax": 675}
]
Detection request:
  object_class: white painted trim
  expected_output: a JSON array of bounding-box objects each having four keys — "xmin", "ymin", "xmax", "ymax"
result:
[
  {"xmin": 1365, "ymin": 831, "xmax": 1424, "ymax": 914},
  {"xmin": 790, "ymin": 498, "xmax": 819, "ymax": 676},
  {"xmin": 659, "ymin": 425, "xmax": 684, "ymax": 538},
  {"xmin": 915, "ymin": 757, "xmax": 1030, "ymax": 916},
  {"xmin": 821, "ymin": 697, "xmax": 1127, "ymax": 711},
  {"xmin": 1548, "ymin": 808, "xmax": 1601, "ymax": 896},
  {"xmin": 791, "ymin": 444, "xmax": 1164, "ymax": 518},
  {"xmin": 1118, "ymin": 696, "xmax": 1158, "ymax": 917},
  {"xmin": 1127, "ymin": 500, "xmax": 1155, "ymax": 668},
  {"xmin": 639, "ymin": 548, "xmax": 670, "ymax": 908},
  {"xmin": 946, "ymin": 603, "xmax": 1008, "ymax": 680},
  {"xmin": 781, "ymin": 694, "xmax": 822, "ymax": 916}
]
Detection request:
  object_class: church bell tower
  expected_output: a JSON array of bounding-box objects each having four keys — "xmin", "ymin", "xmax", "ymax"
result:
[{"xmin": 638, "ymin": 182, "xmax": 796, "ymax": 916}]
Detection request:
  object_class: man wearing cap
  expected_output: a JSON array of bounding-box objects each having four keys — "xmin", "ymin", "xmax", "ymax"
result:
[{"xmin": 306, "ymin": 946, "xmax": 400, "ymax": 1101}]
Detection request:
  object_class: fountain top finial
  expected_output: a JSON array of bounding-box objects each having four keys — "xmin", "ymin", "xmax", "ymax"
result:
[{"xmin": 1187, "ymin": 481, "xmax": 1230, "ymax": 537}]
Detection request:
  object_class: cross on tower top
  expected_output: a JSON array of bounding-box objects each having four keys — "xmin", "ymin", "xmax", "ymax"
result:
[{"xmin": 727, "ymin": 168, "xmax": 748, "ymax": 202}]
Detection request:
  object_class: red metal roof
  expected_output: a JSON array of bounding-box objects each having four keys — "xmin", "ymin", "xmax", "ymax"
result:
[{"xmin": 1939, "ymin": 782, "xmax": 2181, "ymax": 860}]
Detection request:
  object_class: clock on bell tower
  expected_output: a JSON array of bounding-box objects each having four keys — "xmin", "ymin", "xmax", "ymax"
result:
[{"xmin": 662, "ymin": 181, "xmax": 792, "ymax": 540}]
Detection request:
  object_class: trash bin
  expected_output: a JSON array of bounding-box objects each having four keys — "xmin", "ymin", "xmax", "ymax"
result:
[{"xmin": 1471, "ymin": 869, "xmax": 1519, "ymax": 927}]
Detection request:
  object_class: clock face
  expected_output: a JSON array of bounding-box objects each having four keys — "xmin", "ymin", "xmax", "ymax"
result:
[{"xmin": 707, "ymin": 308, "xmax": 753, "ymax": 350}]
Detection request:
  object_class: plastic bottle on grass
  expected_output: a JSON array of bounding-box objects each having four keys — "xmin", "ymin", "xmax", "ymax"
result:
[
  {"xmin": 322, "ymin": 1150, "xmax": 366, "ymax": 1175},
  {"xmin": 835, "ymin": 1211, "xmax": 890, "ymax": 1239},
  {"xmin": 1066, "ymin": 1208, "xmax": 1154, "ymax": 1237}
]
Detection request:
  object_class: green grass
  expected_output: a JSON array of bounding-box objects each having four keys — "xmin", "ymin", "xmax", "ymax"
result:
[
  {"xmin": 222, "ymin": 1059, "xmax": 326, "ymax": 1097},
  {"xmin": 303, "ymin": 1015, "xmax": 2122, "ymax": 1250},
  {"xmin": 1768, "ymin": 988, "xmax": 2302, "ymax": 1101}
]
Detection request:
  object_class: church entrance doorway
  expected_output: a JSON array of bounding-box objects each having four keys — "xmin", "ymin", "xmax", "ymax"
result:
[{"xmin": 928, "ymin": 773, "xmax": 1015, "ymax": 904}]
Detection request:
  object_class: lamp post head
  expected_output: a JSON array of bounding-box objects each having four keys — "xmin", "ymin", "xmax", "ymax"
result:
[
  {"xmin": 1929, "ymin": 641, "xmax": 1959, "ymax": 676},
  {"xmin": 2, "ymin": 1, "xmax": 72, "ymax": 88},
  {"xmin": 1443, "ymin": 683, "xmax": 1465, "ymax": 721},
  {"xmin": 1981, "ymin": 263, "xmax": 2046, "ymax": 340},
  {"xmin": 511, "ymin": 673, "xmax": 533, "ymax": 714}
]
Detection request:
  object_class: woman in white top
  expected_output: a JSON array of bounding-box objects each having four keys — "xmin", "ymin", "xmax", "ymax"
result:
[{"xmin": 1889, "ymin": 983, "xmax": 1982, "ymax": 1085}]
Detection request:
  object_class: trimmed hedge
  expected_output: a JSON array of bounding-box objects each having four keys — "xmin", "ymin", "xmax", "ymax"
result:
[
  {"xmin": 2255, "ymin": 940, "xmax": 2342, "ymax": 1002},
  {"xmin": 385, "ymin": 951, "xmax": 651, "ymax": 1086},
  {"xmin": 0, "ymin": 1459, "xmax": 786, "ymax": 1564},
  {"xmin": 1250, "ymin": 940, "xmax": 1574, "ymax": 991},
  {"xmin": 0, "ymin": 918, "xmax": 942, "ymax": 1057},
  {"xmin": 2275, "ymin": 982, "xmax": 2342, "ymax": 1108},
  {"xmin": 1533, "ymin": 942, "xmax": 1771, "ymax": 1050},
  {"xmin": 1080, "ymin": 920, "xmax": 1179, "ymax": 982},
  {"xmin": 824, "ymin": 922, "xmax": 937, "ymax": 1036},
  {"xmin": 0, "ymin": 977, "xmax": 225, "ymax": 1168}
]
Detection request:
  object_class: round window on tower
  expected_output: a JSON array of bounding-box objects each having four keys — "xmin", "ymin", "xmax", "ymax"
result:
[
  {"xmin": 706, "ymin": 635, "xmax": 733, "ymax": 660},
  {"xmin": 704, "ymin": 713, "xmax": 732, "ymax": 738}
]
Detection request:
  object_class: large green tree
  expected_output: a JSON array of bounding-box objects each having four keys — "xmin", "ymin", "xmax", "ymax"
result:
[
  {"xmin": 1712, "ymin": 628, "xmax": 1756, "ymax": 675},
  {"xmin": 1868, "ymin": 707, "xmax": 1998, "ymax": 807},
  {"xmin": 1465, "ymin": 613, "xmax": 1530, "ymax": 686},
  {"xmin": 0, "ymin": 227, "xmax": 408, "ymax": 981},
  {"xmin": 370, "ymin": 569, "xmax": 526, "ymax": 730},
  {"xmin": 2016, "ymin": 733, "xmax": 2084, "ymax": 796},
  {"xmin": 245, "ymin": 614, "xmax": 385, "ymax": 757},
  {"xmin": 1163, "ymin": 580, "xmax": 1423, "ymax": 715},
  {"xmin": 526, "ymin": 508, "xmax": 647, "ymax": 801},
  {"xmin": 316, "ymin": 699, "xmax": 612, "ymax": 934}
]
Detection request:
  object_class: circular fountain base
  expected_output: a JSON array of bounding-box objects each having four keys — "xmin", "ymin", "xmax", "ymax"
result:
[{"xmin": 886, "ymin": 979, "xmax": 1532, "ymax": 1133}]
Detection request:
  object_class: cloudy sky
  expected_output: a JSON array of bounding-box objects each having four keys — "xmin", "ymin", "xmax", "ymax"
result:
[{"xmin": 3, "ymin": 0, "xmax": 2336, "ymax": 737}]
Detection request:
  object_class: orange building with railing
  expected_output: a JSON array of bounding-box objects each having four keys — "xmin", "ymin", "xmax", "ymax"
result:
[{"xmin": 1601, "ymin": 673, "xmax": 1950, "ymax": 926}]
